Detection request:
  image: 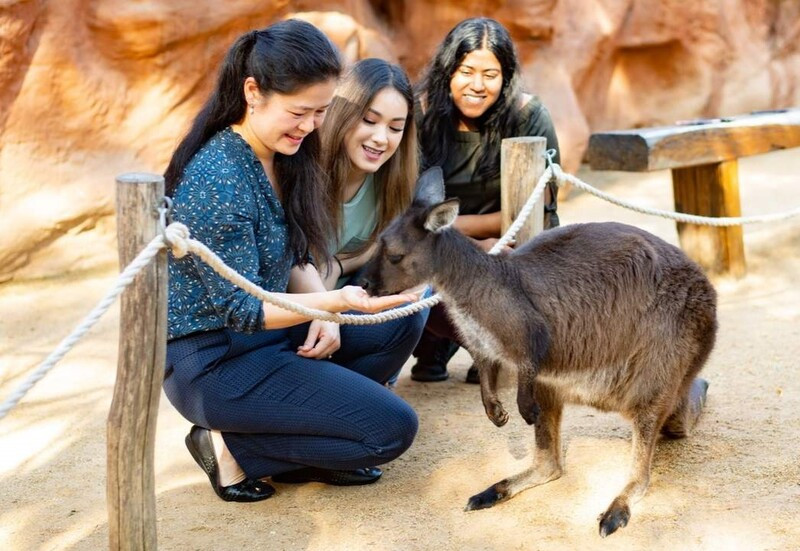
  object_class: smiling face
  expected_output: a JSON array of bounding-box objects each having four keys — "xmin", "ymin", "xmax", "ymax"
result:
[
  {"xmin": 343, "ymin": 87, "xmax": 409, "ymax": 177},
  {"xmin": 449, "ymin": 47, "xmax": 503, "ymax": 125},
  {"xmin": 244, "ymin": 77, "xmax": 337, "ymax": 159}
]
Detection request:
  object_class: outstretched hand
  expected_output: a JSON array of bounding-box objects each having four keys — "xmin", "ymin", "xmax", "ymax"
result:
[{"xmin": 339, "ymin": 285, "xmax": 421, "ymax": 313}]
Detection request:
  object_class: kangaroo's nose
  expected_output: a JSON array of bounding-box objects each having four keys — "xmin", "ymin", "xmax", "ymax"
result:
[{"xmin": 358, "ymin": 278, "xmax": 371, "ymax": 291}]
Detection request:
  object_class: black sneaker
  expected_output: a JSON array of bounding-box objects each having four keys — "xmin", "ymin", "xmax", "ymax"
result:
[
  {"xmin": 410, "ymin": 336, "xmax": 459, "ymax": 382},
  {"xmin": 410, "ymin": 361, "xmax": 449, "ymax": 382}
]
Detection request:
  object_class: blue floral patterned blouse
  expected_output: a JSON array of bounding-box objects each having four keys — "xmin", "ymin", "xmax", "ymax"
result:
[{"xmin": 167, "ymin": 128, "xmax": 292, "ymax": 340}]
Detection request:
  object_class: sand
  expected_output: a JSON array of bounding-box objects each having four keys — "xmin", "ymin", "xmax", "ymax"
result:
[{"xmin": 1, "ymin": 149, "xmax": 799, "ymax": 551}]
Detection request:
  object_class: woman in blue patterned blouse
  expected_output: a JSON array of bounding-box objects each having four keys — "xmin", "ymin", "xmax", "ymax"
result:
[{"xmin": 162, "ymin": 20, "xmax": 422, "ymax": 503}]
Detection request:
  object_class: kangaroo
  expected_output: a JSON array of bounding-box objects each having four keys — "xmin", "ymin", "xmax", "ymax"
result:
[{"xmin": 360, "ymin": 167, "xmax": 717, "ymax": 537}]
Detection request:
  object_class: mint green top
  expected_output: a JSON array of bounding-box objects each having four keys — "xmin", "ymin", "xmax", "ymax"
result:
[{"xmin": 331, "ymin": 173, "xmax": 378, "ymax": 288}]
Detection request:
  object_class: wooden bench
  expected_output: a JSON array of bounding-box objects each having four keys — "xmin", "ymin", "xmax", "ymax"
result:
[{"xmin": 585, "ymin": 108, "xmax": 800, "ymax": 278}]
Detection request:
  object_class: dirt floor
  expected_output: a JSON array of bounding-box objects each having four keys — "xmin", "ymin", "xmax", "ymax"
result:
[{"xmin": 1, "ymin": 149, "xmax": 799, "ymax": 551}]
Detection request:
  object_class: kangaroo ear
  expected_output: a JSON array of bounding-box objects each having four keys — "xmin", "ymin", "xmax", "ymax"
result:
[
  {"xmin": 413, "ymin": 167, "xmax": 445, "ymax": 206},
  {"xmin": 424, "ymin": 199, "xmax": 460, "ymax": 233}
]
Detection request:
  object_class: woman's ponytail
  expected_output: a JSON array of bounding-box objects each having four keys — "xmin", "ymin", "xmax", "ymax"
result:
[{"xmin": 164, "ymin": 30, "xmax": 258, "ymax": 196}]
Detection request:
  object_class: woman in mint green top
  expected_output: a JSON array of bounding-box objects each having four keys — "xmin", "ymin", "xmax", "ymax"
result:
[{"xmin": 319, "ymin": 58, "xmax": 418, "ymax": 289}]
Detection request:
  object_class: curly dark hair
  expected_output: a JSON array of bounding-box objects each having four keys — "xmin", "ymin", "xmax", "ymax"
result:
[{"xmin": 417, "ymin": 17, "xmax": 523, "ymax": 183}]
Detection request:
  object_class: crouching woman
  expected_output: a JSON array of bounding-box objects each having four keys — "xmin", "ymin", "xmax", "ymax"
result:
[{"xmin": 162, "ymin": 21, "xmax": 421, "ymax": 502}]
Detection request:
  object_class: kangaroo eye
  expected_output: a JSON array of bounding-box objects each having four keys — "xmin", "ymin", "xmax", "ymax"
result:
[{"xmin": 387, "ymin": 254, "xmax": 404, "ymax": 265}]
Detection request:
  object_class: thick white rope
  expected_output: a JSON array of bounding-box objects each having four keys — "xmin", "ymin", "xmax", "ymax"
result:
[
  {"xmin": 0, "ymin": 180, "xmax": 545, "ymax": 420},
  {"xmin": 176, "ymin": 233, "xmax": 440, "ymax": 324},
  {"xmin": 492, "ymin": 167, "xmax": 551, "ymax": 252},
  {"xmin": 0, "ymin": 236, "xmax": 168, "ymax": 421},
  {"xmin": 165, "ymin": 173, "xmax": 552, "ymax": 324},
  {"xmin": 4, "ymin": 158, "xmax": 798, "ymax": 421},
  {"xmin": 552, "ymin": 163, "xmax": 800, "ymax": 225}
]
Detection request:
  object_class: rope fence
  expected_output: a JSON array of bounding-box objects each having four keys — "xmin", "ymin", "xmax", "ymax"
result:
[
  {"xmin": 0, "ymin": 236, "xmax": 168, "ymax": 420},
  {"xmin": 2, "ymin": 158, "xmax": 799, "ymax": 421},
  {"xmin": 552, "ymin": 163, "xmax": 800, "ymax": 226}
]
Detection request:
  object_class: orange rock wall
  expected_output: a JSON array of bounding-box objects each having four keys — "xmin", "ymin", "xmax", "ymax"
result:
[{"xmin": 1, "ymin": 0, "xmax": 798, "ymax": 281}]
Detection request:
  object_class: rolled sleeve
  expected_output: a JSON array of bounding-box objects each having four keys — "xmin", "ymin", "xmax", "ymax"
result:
[
  {"xmin": 190, "ymin": 216, "xmax": 266, "ymax": 333},
  {"xmin": 167, "ymin": 128, "xmax": 292, "ymax": 340}
]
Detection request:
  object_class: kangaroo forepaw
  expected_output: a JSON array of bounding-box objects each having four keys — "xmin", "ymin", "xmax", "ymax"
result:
[
  {"xmin": 484, "ymin": 400, "xmax": 509, "ymax": 427},
  {"xmin": 598, "ymin": 503, "xmax": 630, "ymax": 538},
  {"xmin": 464, "ymin": 480, "xmax": 510, "ymax": 511}
]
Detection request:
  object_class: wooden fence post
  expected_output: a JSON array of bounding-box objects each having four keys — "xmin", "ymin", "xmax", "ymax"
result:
[
  {"xmin": 108, "ymin": 173, "xmax": 167, "ymax": 551},
  {"xmin": 672, "ymin": 160, "xmax": 746, "ymax": 278},
  {"xmin": 501, "ymin": 136, "xmax": 546, "ymax": 244}
]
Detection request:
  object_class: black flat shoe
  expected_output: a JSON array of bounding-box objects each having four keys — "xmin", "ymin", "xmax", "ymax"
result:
[
  {"xmin": 465, "ymin": 364, "xmax": 480, "ymax": 384},
  {"xmin": 272, "ymin": 466, "xmax": 382, "ymax": 486},
  {"xmin": 185, "ymin": 425, "xmax": 275, "ymax": 502}
]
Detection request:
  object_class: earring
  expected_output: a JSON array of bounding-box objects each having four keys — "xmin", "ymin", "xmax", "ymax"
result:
[{"xmin": 249, "ymin": 104, "xmax": 254, "ymax": 115}]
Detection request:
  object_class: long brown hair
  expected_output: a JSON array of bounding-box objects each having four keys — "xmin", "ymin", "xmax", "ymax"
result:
[{"xmin": 320, "ymin": 58, "xmax": 417, "ymax": 257}]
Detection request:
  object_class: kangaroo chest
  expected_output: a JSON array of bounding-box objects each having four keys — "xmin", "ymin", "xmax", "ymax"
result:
[{"xmin": 442, "ymin": 296, "xmax": 515, "ymax": 368}]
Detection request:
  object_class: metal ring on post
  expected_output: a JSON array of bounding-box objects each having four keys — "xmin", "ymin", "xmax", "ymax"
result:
[
  {"xmin": 157, "ymin": 196, "xmax": 174, "ymax": 246},
  {"xmin": 544, "ymin": 148, "xmax": 557, "ymax": 170}
]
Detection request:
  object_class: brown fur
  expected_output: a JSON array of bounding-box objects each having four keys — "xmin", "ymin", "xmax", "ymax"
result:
[{"xmin": 361, "ymin": 168, "xmax": 717, "ymax": 537}]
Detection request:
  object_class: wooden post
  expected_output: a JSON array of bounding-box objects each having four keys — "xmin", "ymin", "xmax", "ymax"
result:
[
  {"xmin": 586, "ymin": 108, "xmax": 800, "ymax": 278},
  {"xmin": 108, "ymin": 173, "xmax": 167, "ymax": 551},
  {"xmin": 501, "ymin": 136, "xmax": 546, "ymax": 244},
  {"xmin": 672, "ymin": 161, "xmax": 746, "ymax": 278}
]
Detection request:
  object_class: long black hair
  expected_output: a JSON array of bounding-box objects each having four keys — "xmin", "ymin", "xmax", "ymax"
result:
[
  {"xmin": 164, "ymin": 19, "xmax": 342, "ymax": 264},
  {"xmin": 417, "ymin": 17, "xmax": 523, "ymax": 183}
]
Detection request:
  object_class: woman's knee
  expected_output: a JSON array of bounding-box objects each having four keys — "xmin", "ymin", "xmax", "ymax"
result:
[
  {"xmin": 367, "ymin": 398, "xmax": 419, "ymax": 463},
  {"xmin": 393, "ymin": 309, "xmax": 428, "ymax": 351}
]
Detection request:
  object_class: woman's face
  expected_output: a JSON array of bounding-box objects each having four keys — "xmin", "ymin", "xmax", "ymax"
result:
[
  {"xmin": 247, "ymin": 78, "xmax": 338, "ymax": 157},
  {"xmin": 343, "ymin": 87, "xmax": 408, "ymax": 176},
  {"xmin": 449, "ymin": 48, "xmax": 504, "ymax": 121}
]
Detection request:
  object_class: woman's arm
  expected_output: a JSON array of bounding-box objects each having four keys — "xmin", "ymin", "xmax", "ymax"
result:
[
  {"xmin": 264, "ymin": 264, "xmax": 336, "ymax": 329},
  {"xmin": 288, "ymin": 263, "xmax": 328, "ymax": 293},
  {"xmin": 263, "ymin": 265, "xmax": 417, "ymax": 330},
  {"xmin": 453, "ymin": 211, "xmax": 502, "ymax": 238},
  {"xmin": 319, "ymin": 243, "xmax": 378, "ymax": 290},
  {"xmin": 261, "ymin": 288, "xmax": 347, "ymax": 329},
  {"xmin": 283, "ymin": 264, "xmax": 341, "ymax": 358}
]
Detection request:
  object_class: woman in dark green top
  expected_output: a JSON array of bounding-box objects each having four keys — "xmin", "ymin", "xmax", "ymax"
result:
[{"xmin": 412, "ymin": 17, "xmax": 562, "ymax": 383}]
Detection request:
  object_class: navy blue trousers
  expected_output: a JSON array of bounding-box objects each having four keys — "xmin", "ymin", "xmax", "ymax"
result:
[{"xmin": 163, "ymin": 311, "xmax": 425, "ymax": 479}]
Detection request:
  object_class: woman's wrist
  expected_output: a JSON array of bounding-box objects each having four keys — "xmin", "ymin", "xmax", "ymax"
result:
[
  {"xmin": 333, "ymin": 255, "xmax": 344, "ymax": 277},
  {"xmin": 332, "ymin": 288, "xmax": 349, "ymax": 312}
]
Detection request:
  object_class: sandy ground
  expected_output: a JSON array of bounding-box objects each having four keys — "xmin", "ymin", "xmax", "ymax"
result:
[{"xmin": 1, "ymin": 149, "xmax": 799, "ymax": 551}]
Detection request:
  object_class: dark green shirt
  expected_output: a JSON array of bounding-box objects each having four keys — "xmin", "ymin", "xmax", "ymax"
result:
[{"xmin": 422, "ymin": 96, "xmax": 561, "ymax": 227}]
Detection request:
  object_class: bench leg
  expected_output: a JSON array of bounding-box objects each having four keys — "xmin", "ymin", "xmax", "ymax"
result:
[{"xmin": 671, "ymin": 160, "xmax": 746, "ymax": 278}]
